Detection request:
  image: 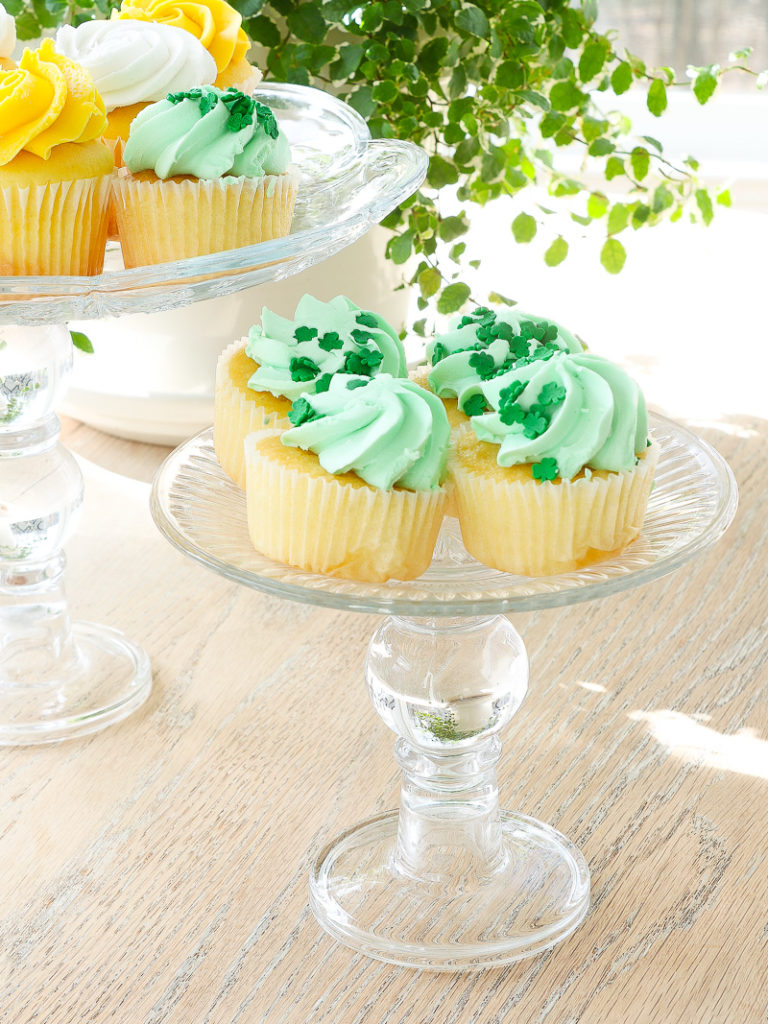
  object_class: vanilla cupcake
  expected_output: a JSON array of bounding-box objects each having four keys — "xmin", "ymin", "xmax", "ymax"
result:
[
  {"xmin": 112, "ymin": 85, "xmax": 297, "ymax": 267},
  {"xmin": 0, "ymin": 3, "xmax": 16, "ymax": 70},
  {"xmin": 245, "ymin": 374, "xmax": 451, "ymax": 582},
  {"xmin": 119, "ymin": 0, "xmax": 262, "ymax": 93},
  {"xmin": 451, "ymin": 351, "xmax": 659, "ymax": 576},
  {"xmin": 215, "ymin": 294, "xmax": 406, "ymax": 488},
  {"xmin": 55, "ymin": 19, "xmax": 217, "ymax": 166},
  {"xmin": 420, "ymin": 305, "xmax": 584, "ymax": 428},
  {"xmin": 0, "ymin": 40, "xmax": 113, "ymax": 275}
]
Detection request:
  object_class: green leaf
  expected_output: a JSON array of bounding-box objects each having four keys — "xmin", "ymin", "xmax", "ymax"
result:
[
  {"xmin": 418, "ymin": 266, "xmax": 442, "ymax": 298},
  {"xmin": 587, "ymin": 193, "xmax": 608, "ymax": 218},
  {"xmin": 607, "ymin": 203, "xmax": 629, "ymax": 235},
  {"xmin": 511, "ymin": 212, "xmax": 537, "ymax": 243},
  {"xmin": 647, "ymin": 78, "xmax": 667, "ymax": 117},
  {"xmin": 330, "ymin": 43, "xmax": 364, "ymax": 80},
  {"xmin": 70, "ymin": 331, "xmax": 94, "ymax": 354},
  {"xmin": 611, "ymin": 60, "xmax": 633, "ymax": 95},
  {"xmin": 560, "ymin": 8, "xmax": 583, "ymax": 49},
  {"xmin": 372, "ymin": 80, "xmax": 398, "ymax": 103},
  {"xmin": 286, "ymin": 3, "xmax": 327, "ymax": 42},
  {"xmin": 600, "ymin": 238, "xmax": 626, "ymax": 274},
  {"xmin": 438, "ymin": 215, "xmax": 468, "ymax": 242},
  {"xmin": 412, "ymin": 318, "xmax": 427, "ymax": 337},
  {"xmin": 437, "ymin": 282, "xmax": 471, "ymax": 314},
  {"xmin": 578, "ymin": 41, "xmax": 605, "ymax": 82},
  {"xmin": 652, "ymin": 184, "xmax": 674, "ymax": 213},
  {"xmin": 544, "ymin": 237, "xmax": 568, "ymax": 267},
  {"xmin": 449, "ymin": 65, "xmax": 467, "ymax": 100},
  {"xmin": 640, "ymin": 134, "xmax": 663, "ymax": 153},
  {"xmin": 630, "ymin": 146, "xmax": 650, "ymax": 181},
  {"xmin": 427, "ymin": 155, "xmax": 459, "ymax": 188},
  {"xmin": 455, "ymin": 4, "xmax": 490, "ymax": 37},
  {"xmin": 519, "ymin": 90, "xmax": 550, "ymax": 111},
  {"xmin": 605, "ymin": 155, "xmax": 625, "ymax": 180},
  {"xmin": 695, "ymin": 188, "xmax": 714, "ymax": 225},
  {"xmin": 692, "ymin": 67, "xmax": 719, "ymax": 105},
  {"xmin": 487, "ymin": 291, "xmax": 516, "ymax": 307},
  {"xmin": 389, "ymin": 231, "xmax": 414, "ymax": 265},
  {"xmin": 549, "ymin": 80, "xmax": 584, "ymax": 112},
  {"xmin": 347, "ymin": 85, "xmax": 376, "ymax": 118},
  {"xmin": 495, "ymin": 60, "xmax": 524, "ymax": 89},
  {"xmin": 716, "ymin": 189, "xmax": 732, "ymax": 208},
  {"xmin": 14, "ymin": 9, "xmax": 41, "ymax": 38},
  {"xmin": 246, "ymin": 15, "xmax": 281, "ymax": 47},
  {"xmin": 588, "ymin": 138, "xmax": 614, "ymax": 156}
]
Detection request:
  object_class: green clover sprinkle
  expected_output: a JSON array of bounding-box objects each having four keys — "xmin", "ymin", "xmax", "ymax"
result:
[
  {"xmin": 537, "ymin": 381, "xmax": 566, "ymax": 406},
  {"xmin": 288, "ymin": 396, "xmax": 319, "ymax": 426},
  {"xmin": 431, "ymin": 341, "xmax": 448, "ymax": 365},
  {"xmin": 350, "ymin": 328, "xmax": 376, "ymax": 346},
  {"xmin": 254, "ymin": 100, "xmax": 279, "ymax": 139},
  {"xmin": 522, "ymin": 410, "xmax": 549, "ymax": 438},
  {"xmin": 294, "ymin": 325, "xmax": 318, "ymax": 342},
  {"xmin": 344, "ymin": 348, "xmax": 383, "ymax": 376},
  {"xmin": 314, "ymin": 373, "xmax": 332, "ymax": 393},
  {"xmin": 222, "ymin": 88, "xmax": 256, "ymax": 132},
  {"xmin": 318, "ymin": 331, "xmax": 342, "ymax": 351},
  {"xmin": 461, "ymin": 393, "xmax": 488, "ymax": 417},
  {"xmin": 289, "ymin": 356, "xmax": 320, "ymax": 382},
  {"xmin": 509, "ymin": 336, "xmax": 531, "ymax": 360},
  {"xmin": 499, "ymin": 402, "xmax": 526, "ymax": 426},
  {"xmin": 532, "ymin": 458, "xmax": 559, "ymax": 481},
  {"xmin": 355, "ymin": 311, "xmax": 379, "ymax": 328},
  {"xmin": 543, "ymin": 323, "xmax": 559, "ymax": 343},
  {"xmin": 468, "ymin": 350, "xmax": 496, "ymax": 379},
  {"xmin": 499, "ymin": 379, "xmax": 527, "ymax": 404},
  {"xmin": 491, "ymin": 320, "xmax": 513, "ymax": 341},
  {"xmin": 346, "ymin": 378, "xmax": 370, "ymax": 390}
]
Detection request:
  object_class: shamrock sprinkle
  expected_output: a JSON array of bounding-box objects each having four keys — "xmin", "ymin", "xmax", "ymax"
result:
[
  {"xmin": 461, "ymin": 393, "xmax": 488, "ymax": 417},
  {"xmin": 222, "ymin": 88, "xmax": 256, "ymax": 132},
  {"xmin": 537, "ymin": 381, "xmax": 566, "ymax": 406},
  {"xmin": 431, "ymin": 341, "xmax": 448, "ymax": 365},
  {"xmin": 499, "ymin": 379, "xmax": 527, "ymax": 405},
  {"xmin": 509, "ymin": 335, "xmax": 531, "ymax": 360},
  {"xmin": 522, "ymin": 410, "xmax": 549, "ymax": 438},
  {"xmin": 468, "ymin": 350, "xmax": 496, "ymax": 380},
  {"xmin": 350, "ymin": 328, "xmax": 376, "ymax": 346},
  {"xmin": 343, "ymin": 347, "xmax": 383, "ymax": 376},
  {"xmin": 294, "ymin": 325, "xmax": 318, "ymax": 342},
  {"xmin": 318, "ymin": 331, "xmax": 342, "ymax": 351},
  {"xmin": 254, "ymin": 100, "xmax": 279, "ymax": 139},
  {"xmin": 346, "ymin": 378, "xmax": 370, "ymax": 390},
  {"xmin": 532, "ymin": 458, "xmax": 559, "ymax": 481},
  {"xmin": 289, "ymin": 356, "xmax": 320, "ymax": 382},
  {"xmin": 499, "ymin": 402, "xmax": 526, "ymax": 426},
  {"xmin": 288, "ymin": 397, "xmax": 319, "ymax": 426},
  {"xmin": 355, "ymin": 311, "xmax": 379, "ymax": 328},
  {"xmin": 491, "ymin": 320, "xmax": 513, "ymax": 341},
  {"xmin": 314, "ymin": 373, "xmax": 332, "ymax": 393},
  {"xmin": 167, "ymin": 87, "xmax": 218, "ymax": 117}
]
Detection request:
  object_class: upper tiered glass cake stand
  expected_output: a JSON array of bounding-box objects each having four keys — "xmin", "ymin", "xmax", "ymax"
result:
[
  {"xmin": 0, "ymin": 83, "xmax": 427, "ymax": 745},
  {"xmin": 151, "ymin": 415, "xmax": 737, "ymax": 969}
]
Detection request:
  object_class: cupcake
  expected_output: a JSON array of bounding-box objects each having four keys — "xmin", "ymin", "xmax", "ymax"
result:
[
  {"xmin": 450, "ymin": 350, "xmax": 659, "ymax": 576},
  {"xmin": 112, "ymin": 84, "xmax": 297, "ymax": 268},
  {"xmin": 0, "ymin": 39, "xmax": 113, "ymax": 276},
  {"xmin": 119, "ymin": 0, "xmax": 262, "ymax": 93},
  {"xmin": 419, "ymin": 305, "xmax": 584, "ymax": 428},
  {"xmin": 0, "ymin": 3, "xmax": 15, "ymax": 70},
  {"xmin": 55, "ymin": 19, "xmax": 218, "ymax": 167},
  {"xmin": 215, "ymin": 294, "xmax": 407, "ymax": 489},
  {"xmin": 244, "ymin": 374, "xmax": 451, "ymax": 582}
]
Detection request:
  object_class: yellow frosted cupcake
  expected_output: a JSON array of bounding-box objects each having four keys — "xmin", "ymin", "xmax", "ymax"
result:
[
  {"xmin": 215, "ymin": 294, "xmax": 406, "ymax": 488},
  {"xmin": 112, "ymin": 84, "xmax": 297, "ymax": 267},
  {"xmin": 244, "ymin": 374, "xmax": 451, "ymax": 582},
  {"xmin": 0, "ymin": 39, "xmax": 113, "ymax": 276},
  {"xmin": 119, "ymin": 0, "xmax": 262, "ymax": 94},
  {"xmin": 450, "ymin": 351, "xmax": 659, "ymax": 576}
]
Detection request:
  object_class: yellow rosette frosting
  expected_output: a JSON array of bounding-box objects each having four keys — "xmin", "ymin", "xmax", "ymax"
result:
[
  {"xmin": 119, "ymin": 0, "xmax": 249, "ymax": 77},
  {"xmin": 0, "ymin": 38, "xmax": 107, "ymax": 165}
]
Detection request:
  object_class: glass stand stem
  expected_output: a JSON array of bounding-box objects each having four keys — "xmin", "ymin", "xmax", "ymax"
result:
[
  {"xmin": 310, "ymin": 614, "xmax": 590, "ymax": 970},
  {"xmin": 0, "ymin": 324, "xmax": 151, "ymax": 745}
]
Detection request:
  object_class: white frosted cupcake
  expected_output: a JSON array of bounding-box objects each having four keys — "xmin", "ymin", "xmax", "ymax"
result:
[{"xmin": 0, "ymin": 3, "xmax": 16, "ymax": 70}]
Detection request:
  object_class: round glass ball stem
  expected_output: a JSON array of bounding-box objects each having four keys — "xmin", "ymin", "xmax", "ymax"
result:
[
  {"xmin": 0, "ymin": 324, "xmax": 151, "ymax": 745},
  {"xmin": 310, "ymin": 615, "xmax": 590, "ymax": 970}
]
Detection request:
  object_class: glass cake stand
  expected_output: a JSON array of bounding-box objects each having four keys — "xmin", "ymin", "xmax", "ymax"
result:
[
  {"xmin": 0, "ymin": 83, "xmax": 428, "ymax": 744},
  {"xmin": 150, "ymin": 414, "xmax": 737, "ymax": 969}
]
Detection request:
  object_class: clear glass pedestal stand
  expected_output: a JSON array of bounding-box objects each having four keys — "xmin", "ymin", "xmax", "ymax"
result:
[
  {"xmin": 0, "ymin": 324, "xmax": 151, "ymax": 744},
  {"xmin": 150, "ymin": 419, "xmax": 737, "ymax": 969}
]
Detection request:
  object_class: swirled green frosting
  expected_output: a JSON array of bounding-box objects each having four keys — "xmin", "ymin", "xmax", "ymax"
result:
[
  {"xmin": 470, "ymin": 351, "xmax": 649, "ymax": 480},
  {"xmin": 426, "ymin": 305, "xmax": 583, "ymax": 417},
  {"xmin": 123, "ymin": 85, "xmax": 291, "ymax": 179},
  {"xmin": 246, "ymin": 294, "xmax": 407, "ymax": 402},
  {"xmin": 282, "ymin": 373, "xmax": 450, "ymax": 491}
]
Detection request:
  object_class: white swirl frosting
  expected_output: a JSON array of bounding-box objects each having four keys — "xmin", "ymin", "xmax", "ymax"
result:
[
  {"xmin": 55, "ymin": 19, "xmax": 216, "ymax": 111},
  {"xmin": 0, "ymin": 3, "xmax": 16, "ymax": 59}
]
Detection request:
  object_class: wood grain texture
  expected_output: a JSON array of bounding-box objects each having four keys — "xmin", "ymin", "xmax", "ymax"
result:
[{"xmin": 0, "ymin": 411, "xmax": 765, "ymax": 1024}]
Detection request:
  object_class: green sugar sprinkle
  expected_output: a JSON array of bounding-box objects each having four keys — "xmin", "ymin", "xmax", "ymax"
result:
[
  {"xmin": 288, "ymin": 396, "xmax": 319, "ymax": 426},
  {"xmin": 537, "ymin": 381, "xmax": 566, "ymax": 406},
  {"xmin": 346, "ymin": 378, "xmax": 370, "ymax": 390},
  {"xmin": 294, "ymin": 325, "xmax": 318, "ymax": 342},
  {"xmin": 343, "ymin": 347, "xmax": 383, "ymax": 376},
  {"xmin": 355, "ymin": 311, "xmax": 379, "ymax": 328},
  {"xmin": 289, "ymin": 356, "xmax": 320, "ymax": 382},
  {"xmin": 499, "ymin": 402, "xmax": 526, "ymax": 426},
  {"xmin": 431, "ymin": 341, "xmax": 448, "ymax": 365},
  {"xmin": 314, "ymin": 372, "xmax": 332, "ymax": 393},
  {"xmin": 318, "ymin": 331, "xmax": 342, "ymax": 351},
  {"xmin": 532, "ymin": 457, "xmax": 559, "ymax": 481},
  {"xmin": 254, "ymin": 100, "xmax": 279, "ymax": 139},
  {"xmin": 350, "ymin": 328, "xmax": 376, "ymax": 346},
  {"xmin": 461, "ymin": 393, "xmax": 488, "ymax": 417},
  {"xmin": 509, "ymin": 335, "xmax": 531, "ymax": 360},
  {"xmin": 522, "ymin": 410, "xmax": 549, "ymax": 438},
  {"xmin": 499, "ymin": 379, "xmax": 527, "ymax": 405},
  {"xmin": 467, "ymin": 350, "xmax": 497, "ymax": 380},
  {"xmin": 222, "ymin": 88, "xmax": 256, "ymax": 132}
]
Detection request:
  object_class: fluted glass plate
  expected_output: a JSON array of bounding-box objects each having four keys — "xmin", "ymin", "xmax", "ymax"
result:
[
  {"xmin": 151, "ymin": 413, "xmax": 737, "ymax": 616},
  {"xmin": 0, "ymin": 83, "xmax": 427, "ymax": 324}
]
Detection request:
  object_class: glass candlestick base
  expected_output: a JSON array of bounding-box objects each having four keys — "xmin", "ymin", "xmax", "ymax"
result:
[
  {"xmin": 0, "ymin": 324, "xmax": 151, "ymax": 745},
  {"xmin": 310, "ymin": 616, "xmax": 589, "ymax": 969}
]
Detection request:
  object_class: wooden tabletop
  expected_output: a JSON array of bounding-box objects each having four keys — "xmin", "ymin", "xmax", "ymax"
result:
[{"xmin": 0, "ymin": 394, "xmax": 765, "ymax": 1023}]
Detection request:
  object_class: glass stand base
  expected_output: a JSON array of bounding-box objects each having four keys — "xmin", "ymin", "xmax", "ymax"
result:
[
  {"xmin": 0, "ymin": 621, "xmax": 152, "ymax": 746},
  {"xmin": 310, "ymin": 809, "xmax": 590, "ymax": 970}
]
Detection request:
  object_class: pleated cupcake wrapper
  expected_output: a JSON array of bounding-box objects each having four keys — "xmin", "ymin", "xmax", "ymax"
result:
[
  {"xmin": 244, "ymin": 429, "xmax": 449, "ymax": 582},
  {"xmin": 112, "ymin": 170, "xmax": 299, "ymax": 268},
  {"xmin": 214, "ymin": 340, "xmax": 291, "ymax": 490},
  {"xmin": 0, "ymin": 174, "xmax": 111, "ymax": 276},
  {"xmin": 452, "ymin": 441, "xmax": 660, "ymax": 577}
]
